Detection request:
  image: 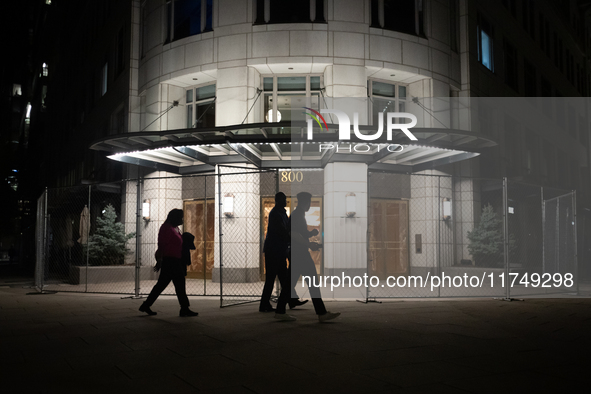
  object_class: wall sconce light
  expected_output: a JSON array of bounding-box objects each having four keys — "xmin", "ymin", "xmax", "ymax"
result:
[
  {"xmin": 142, "ymin": 199, "xmax": 150, "ymax": 221},
  {"xmin": 442, "ymin": 198, "xmax": 452, "ymax": 220},
  {"xmin": 346, "ymin": 192, "xmax": 356, "ymax": 217},
  {"xmin": 223, "ymin": 194, "xmax": 234, "ymax": 217}
]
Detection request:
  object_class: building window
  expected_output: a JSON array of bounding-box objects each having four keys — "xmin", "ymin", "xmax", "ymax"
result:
[
  {"xmin": 141, "ymin": 1, "xmax": 148, "ymax": 58},
  {"xmin": 167, "ymin": 0, "xmax": 213, "ymax": 43},
  {"xmin": 112, "ymin": 107, "xmax": 126, "ymax": 135},
  {"xmin": 100, "ymin": 63, "xmax": 108, "ymax": 96},
  {"xmin": 523, "ymin": 59, "xmax": 536, "ymax": 96},
  {"xmin": 370, "ymin": 0, "xmax": 424, "ymax": 36},
  {"xmin": 12, "ymin": 84, "xmax": 22, "ymax": 96},
  {"xmin": 41, "ymin": 63, "xmax": 49, "ymax": 77},
  {"xmin": 41, "ymin": 86, "xmax": 48, "ymax": 110},
  {"xmin": 116, "ymin": 28, "xmax": 125, "ymax": 76},
  {"xmin": 539, "ymin": 15, "xmax": 551, "ymax": 58},
  {"xmin": 579, "ymin": 116, "xmax": 588, "ymax": 147},
  {"xmin": 478, "ymin": 15, "xmax": 494, "ymax": 71},
  {"xmin": 263, "ymin": 75, "xmax": 322, "ymax": 123},
  {"xmin": 522, "ymin": 0, "xmax": 535, "ymax": 39},
  {"xmin": 503, "ymin": 39, "xmax": 518, "ymax": 91},
  {"xmin": 369, "ymin": 80, "xmax": 408, "ymax": 126},
  {"xmin": 255, "ymin": 0, "xmax": 325, "ymax": 24},
  {"xmin": 502, "ymin": 0, "xmax": 516, "ymax": 17},
  {"xmin": 504, "ymin": 116, "xmax": 521, "ymax": 176},
  {"xmin": 524, "ymin": 130, "xmax": 539, "ymax": 176},
  {"xmin": 450, "ymin": 0, "xmax": 459, "ymax": 52},
  {"xmin": 186, "ymin": 84, "xmax": 215, "ymax": 128}
]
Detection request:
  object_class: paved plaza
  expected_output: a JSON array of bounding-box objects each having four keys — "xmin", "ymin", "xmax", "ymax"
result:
[{"xmin": 1, "ymin": 271, "xmax": 591, "ymax": 393}]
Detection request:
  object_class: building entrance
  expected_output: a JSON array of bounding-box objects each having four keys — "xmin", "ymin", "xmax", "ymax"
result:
[
  {"xmin": 369, "ymin": 199, "xmax": 409, "ymax": 278},
  {"xmin": 183, "ymin": 199, "xmax": 215, "ymax": 279}
]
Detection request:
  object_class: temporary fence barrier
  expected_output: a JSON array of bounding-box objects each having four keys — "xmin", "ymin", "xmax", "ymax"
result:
[{"xmin": 33, "ymin": 171, "xmax": 579, "ymax": 304}]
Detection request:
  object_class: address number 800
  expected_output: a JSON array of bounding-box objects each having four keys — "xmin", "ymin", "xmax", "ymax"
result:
[{"xmin": 281, "ymin": 171, "xmax": 303, "ymax": 182}]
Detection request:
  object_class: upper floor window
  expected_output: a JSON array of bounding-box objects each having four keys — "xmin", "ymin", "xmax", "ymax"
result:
[
  {"xmin": 100, "ymin": 63, "xmax": 108, "ymax": 96},
  {"xmin": 523, "ymin": 59, "xmax": 536, "ymax": 96},
  {"xmin": 503, "ymin": 39, "xmax": 518, "ymax": 91},
  {"xmin": 263, "ymin": 75, "xmax": 322, "ymax": 123},
  {"xmin": 449, "ymin": 0, "xmax": 458, "ymax": 52},
  {"xmin": 370, "ymin": 0, "xmax": 424, "ymax": 36},
  {"xmin": 41, "ymin": 86, "xmax": 48, "ymax": 110},
  {"xmin": 41, "ymin": 63, "xmax": 49, "ymax": 77},
  {"xmin": 501, "ymin": 0, "xmax": 516, "ymax": 17},
  {"xmin": 115, "ymin": 28, "xmax": 125, "ymax": 76},
  {"xmin": 255, "ymin": 0, "xmax": 325, "ymax": 24},
  {"xmin": 369, "ymin": 80, "xmax": 407, "ymax": 126},
  {"xmin": 186, "ymin": 84, "xmax": 216, "ymax": 128},
  {"xmin": 166, "ymin": 0, "xmax": 213, "ymax": 43},
  {"xmin": 477, "ymin": 15, "xmax": 494, "ymax": 71},
  {"xmin": 522, "ymin": 0, "xmax": 535, "ymax": 39}
]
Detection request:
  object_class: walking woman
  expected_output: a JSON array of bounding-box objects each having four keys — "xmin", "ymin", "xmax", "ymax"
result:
[{"xmin": 139, "ymin": 209, "xmax": 198, "ymax": 317}]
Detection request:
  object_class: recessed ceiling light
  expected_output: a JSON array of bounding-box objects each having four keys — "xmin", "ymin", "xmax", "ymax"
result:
[
  {"xmin": 288, "ymin": 67, "xmax": 294, "ymax": 70},
  {"xmin": 390, "ymin": 74, "xmax": 395, "ymax": 77},
  {"xmin": 193, "ymin": 78, "xmax": 198, "ymax": 80}
]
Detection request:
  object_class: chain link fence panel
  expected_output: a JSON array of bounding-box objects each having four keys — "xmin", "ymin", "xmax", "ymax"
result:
[
  {"xmin": 367, "ymin": 173, "xmax": 506, "ymax": 299},
  {"xmin": 139, "ymin": 173, "xmax": 219, "ymax": 298},
  {"xmin": 38, "ymin": 181, "xmax": 138, "ymax": 294},
  {"xmin": 505, "ymin": 183, "xmax": 577, "ymax": 297},
  {"xmin": 217, "ymin": 166, "xmax": 278, "ymax": 307}
]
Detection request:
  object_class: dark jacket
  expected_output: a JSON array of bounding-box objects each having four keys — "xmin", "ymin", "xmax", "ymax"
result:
[
  {"xmin": 263, "ymin": 206, "xmax": 290, "ymax": 257},
  {"xmin": 288, "ymin": 207, "xmax": 316, "ymax": 255},
  {"xmin": 181, "ymin": 232, "xmax": 196, "ymax": 276}
]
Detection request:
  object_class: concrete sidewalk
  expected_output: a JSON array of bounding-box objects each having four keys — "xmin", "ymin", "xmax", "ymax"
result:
[{"xmin": 1, "ymin": 287, "xmax": 590, "ymax": 393}]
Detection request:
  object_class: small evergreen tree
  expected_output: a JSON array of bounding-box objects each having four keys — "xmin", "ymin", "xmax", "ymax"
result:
[
  {"xmin": 467, "ymin": 204, "xmax": 504, "ymax": 267},
  {"xmin": 84, "ymin": 204, "xmax": 135, "ymax": 266}
]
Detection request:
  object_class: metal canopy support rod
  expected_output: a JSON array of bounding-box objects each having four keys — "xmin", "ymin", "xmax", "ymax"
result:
[
  {"xmin": 217, "ymin": 168, "xmax": 224, "ymax": 307},
  {"xmin": 573, "ymin": 190, "xmax": 578, "ymax": 295},
  {"xmin": 495, "ymin": 178, "xmax": 523, "ymax": 302},
  {"xmin": 503, "ymin": 177, "xmax": 509, "ymax": 300},
  {"xmin": 227, "ymin": 142, "xmax": 262, "ymax": 167},
  {"xmin": 134, "ymin": 177, "xmax": 143, "ymax": 298}
]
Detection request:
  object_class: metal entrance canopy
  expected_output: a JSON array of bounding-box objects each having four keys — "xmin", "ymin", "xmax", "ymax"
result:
[{"xmin": 90, "ymin": 121, "xmax": 497, "ymax": 174}]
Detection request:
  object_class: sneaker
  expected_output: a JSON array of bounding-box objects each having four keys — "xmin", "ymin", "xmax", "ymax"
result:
[
  {"xmin": 318, "ymin": 311, "xmax": 340, "ymax": 322},
  {"xmin": 259, "ymin": 306, "xmax": 276, "ymax": 313},
  {"xmin": 179, "ymin": 308, "xmax": 198, "ymax": 317},
  {"xmin": 274, "ymin": 313, "xmax": 297, "ymax": 321},
  {"xmin": 139, "ymin": 303, "xmax": 157, "ymax": 316}
]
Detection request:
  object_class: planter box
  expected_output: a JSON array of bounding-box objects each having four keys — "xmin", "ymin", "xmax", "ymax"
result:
[{"xmin": 69, "ymin": 265, "xmax": 158, "ymax": 285}]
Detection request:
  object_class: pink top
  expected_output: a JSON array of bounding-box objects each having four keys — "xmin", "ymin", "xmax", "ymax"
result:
[{"xmin": 158, "ymin": 222, "xmax": 182, "ymax": 259}]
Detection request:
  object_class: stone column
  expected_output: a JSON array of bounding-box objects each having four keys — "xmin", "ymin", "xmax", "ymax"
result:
[{"xmin": 323, "ymin": 162, "xmax": 368, "ymax": 297}]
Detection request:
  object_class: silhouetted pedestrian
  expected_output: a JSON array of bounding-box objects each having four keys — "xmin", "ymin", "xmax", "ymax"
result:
[
  {"xmin": 275, "ymin": 192, "xmax": 340, "ymax": 322},
  {"xmin": 259, "ymin": 192, "xmax": 308, "ymax": 312},
  {"xmin": 139, "ymin": 209, "xmax": 198, "ymax": 317}
]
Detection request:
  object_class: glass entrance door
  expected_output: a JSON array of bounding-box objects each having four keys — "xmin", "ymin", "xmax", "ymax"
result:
[
  {"xmin": 369, "ymin": 199, "xmax": 409, "ymax": 278},
  {"xmin": 183, "ymin": 199, "xmax": 214, "ymax": 279}
]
